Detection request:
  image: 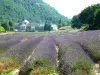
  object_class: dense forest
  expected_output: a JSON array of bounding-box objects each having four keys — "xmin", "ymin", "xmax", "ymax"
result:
[
  {"xmin": 1, "ymin": 0, "xmax": 100, "ymax": 32},
  {"xmin": 71, "ymin": 3, "xmax": 100, "ymax": 30},
  {"xmin": 0, "ymin": 0, "xmax": 66, "ymax": 24}
]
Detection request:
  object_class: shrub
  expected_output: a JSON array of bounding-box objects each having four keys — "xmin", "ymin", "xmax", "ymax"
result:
[
  {"xmin": 79, "ymin": 24, "xmax": 89, "ymax": 31},
  {"xmin": 1, "ymin": 22, "xmax": 10, "ymax": 31},
  {"xmin": 0, "ymin": 26, "xmax": 5, "ymax": 32},
  {"xmin": 0, "ymin": 57, "xmax": 19, "ymax": 75},
  {"xmin": 19, "ymin": 58, "xmax": 57, "ymax": 75},
  {"xmin": 29, "ymin": 59, "xmax": 57, "ymax": 75},
  {"xmin": 1, "ymin": 36, "xmax": 43, "ymax": 64},
  {"xmin": 54, "ymin": 35, "xmax": 93, "ymax": 75},
  {"xmin": 69, "ymin": 58, "xmax": 94, "ymax": 75}
]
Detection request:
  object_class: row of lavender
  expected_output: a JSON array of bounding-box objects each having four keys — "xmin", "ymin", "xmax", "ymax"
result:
[
  {"xmin": 0, "ymin": 33, "xmax": 35, "ymax": 43},
  {"xmin": 76, "ymin": 31, "xmax": 100, "ymax": 62},
  {"xmin": 0, "ymin": 30, "xmax": 100, "ymax": 74},
  {"xmin": 53, "ymin": 35, "xmax": 94, "ymax": 75},
  {"xmin": 0, "ymin": 34, "xmax": 47, "ymax": 75},
  {"xmin": 61, "ymin": 30, "xmax": 100, "ymax": 62},
  {"xmin": 0, "ymin": 34, "xmax": 35, "ymax": 54},
  {"xmin": 19, "ymin": 36, "xmax": 57, "ymax": 75},
  {"xmin": 0, "ymin": 34, "xmax": 58, "ymax": 74},
  {"xmin": 0, "ymin": 36, "xmax": 43, "ymax": 64}
]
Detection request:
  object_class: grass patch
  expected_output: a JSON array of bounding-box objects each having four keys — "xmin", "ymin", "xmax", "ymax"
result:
[
  {"xmin": 0, "ymin": 57, "xmax": 19, "ymax": 75},
  {"xmin": 0, "ymin": 49, "xmax": 5, "ymax": 54},
  {"xmin": 30, "ymin": 66, "xmax": 57, "ymax": 75},
  {"xmin": 20, "ymin": 58, "xmax": 57, "ymax": 75},
  {"xmin": 69, "ymin": 58, "xmax": 94, "ymax": 75},
  {"xmin": 0, "ymin": 48, "xmax": 10, "ymax": 54},
  {"xmin": 87, "ymin": 43, "xmax": 100, "ymax": 62}
]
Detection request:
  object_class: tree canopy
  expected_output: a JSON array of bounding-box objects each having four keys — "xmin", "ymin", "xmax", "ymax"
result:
[
  {"xmin": 79, "ymin": 3, "xmax": 100, "ymax": 30},
  {"xmin": 71, "ymin": 15, "xmax": 82, "ymax": 29},
  {"xmin": 44, "ymin": 22, "xmax": 52, "ymax": 31},
  {"xmin": 71, "ymin": 3, "xmax": 100, "ymax": 30},
  {"xmin": 1, "ymin": 22, "xmax": 10, "ymax": 31},
  {"xmin": 0, "ymin": 0, "xmax": 67, "ymax": 24}
]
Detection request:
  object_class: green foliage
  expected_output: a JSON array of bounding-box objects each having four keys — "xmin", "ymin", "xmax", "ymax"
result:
[
  {"xmin": 71, "ymin": 15, "xmax": 83, "ymax": 29},
  {"xmin": 0, "ymin": 0, "xmax": 66, "ymax": 24},
  {"xmin": 58, "ymin": 19, "xmax": 71, "ymax": 28},
  {"xmin": 30, "ymin": 66, "xmax": 57, "ymax": 75},
  {"xmin": 0, "ymin": 26, "xmax": 5, "ymax": 32},
  {"xmin": 68, "ymin": 58, "xmax": 94, "ymax": 75},
  {"xmin": 0, "ymin": 57, "xmax": 19, "ymax": 75},
  {"xmin": 20, "ymin": 58, "xmax": 57, "ymax": 75},
  {"xmin": 0, "ymin": 20, "xmax": 14, "ymax": 31},
  {"xmin": 79, "ymin": 3, "xmax": 100, "ymax": 30},
  {"xmin": 1, "ymin": 21, "xmax": 10, "ymax": 31},
  {"xmin": 87, "ymin": 43, "xmax": 100, "ymax": 62},
  {"xmin": 9, "ymin": 21, "xmax": 14, "ymax": 31},
  {"xmin": 0, "ymin": 70, "xmax": 12, "ymax": 75},
  {"xmin": 79, "ymin": 24, "xmax": 89, "ymax": 31},
  {"xmin": 44, "ymin": 22, "xmax": 52, "ymax": 31},
  {"xmin": 64, "ymin": 19, "xmax": 71, "ymax": 26},
  {"xmin": 94, "ymin": 9, "xmax": 100, "ymax": 29}
]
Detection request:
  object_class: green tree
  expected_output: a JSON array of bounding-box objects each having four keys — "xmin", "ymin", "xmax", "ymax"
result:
[
  {"xmin": 0, "ymin": 0, "xmax": 67, "ymax": 25},
  {"xmin": 44, "ymin": 22, "xmax": 52, "ymax": 31},
  {"xmin": 71, "ymin": 15, "xmax": 82, "ymax": 29},
  {"xmin": 64, "ymin": 19, "xmax": 71, "ymax": 26},
  {"xmin": 0, "ymin": 26, "xmax": 5, "ymax": 32},
  {"xmin": 94, "ymin": 9, "xmax": 100, "ymax": 29},
  {"xmin": 58, "ymin": 19, "xmax": 62, "ymax": 28},
  {"xmin": 1, "ymin": 22, "xmax": 10, "ymax": 31},
  {"xmin": 9, "ymin": 21, "xmax": 13, "ymax": 27},
  {"xmin": 58, "ymin": 19, "xmax": 62, "ymax": 24},
  {"xmin": 79, "ymin": 3, "xmax": 100, "ymax": 30},
  {"xmin": 9, "ymin": 21, "xmax": 14, "ymax": 31}
]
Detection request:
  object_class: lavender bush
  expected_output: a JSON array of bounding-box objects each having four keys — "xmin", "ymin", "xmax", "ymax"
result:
[
  {"xmin": 0, "ymin": 36, "xmax": 43, "ymax": 64},
  {"xmin": 76, "ymin": 31, "xmax": 100, "ymax": 62},
  {"xmin": 19, "ymin": 36, "xmax": 57, "ymax": 75},
  {"xmin": 54, "ymin": 35, "xmax": 94, "ymax": 75},
  {"xmin": 0, "ymin": 36, "xmax": 24, "ymax": 53},
  {"xmin": 60, "ymin": 31, "xmax": 100, "ymax": 62}
]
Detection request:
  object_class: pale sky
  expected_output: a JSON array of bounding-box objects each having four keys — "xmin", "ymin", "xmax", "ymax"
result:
[{"xmin": 43, "ymin": 0, "xmax": 100, "ymax": 18}]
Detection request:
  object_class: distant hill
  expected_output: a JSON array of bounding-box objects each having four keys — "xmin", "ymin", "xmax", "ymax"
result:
[{"xmin": 0, "ymin": 0, "xmax": 67, "ymax": 24}]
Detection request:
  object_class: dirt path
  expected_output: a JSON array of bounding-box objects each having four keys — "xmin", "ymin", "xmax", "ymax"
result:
[
  {"xmin": 55, "ymin": 45, "xmax": 59, "ymax": 67},
  {"xmin": 0, "ymin": 32, "xmax": 15, "ymax": 35}
]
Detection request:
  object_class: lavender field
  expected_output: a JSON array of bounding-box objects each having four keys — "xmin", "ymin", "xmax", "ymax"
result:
[{"xmin": 0, "ymin": 31, "xmax": 100, "ymax": 75}]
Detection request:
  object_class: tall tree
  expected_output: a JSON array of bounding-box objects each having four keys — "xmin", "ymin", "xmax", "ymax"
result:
[
  {"xmin": 79, "ymin": 3, "xmax": 100, "ymax": 30},
  {"xmin": 71, "ymin": 15, "xmax": 82, "ymax": 29},
  {"xmin": 9, "ymin": 21, "xmax": 14, "ymax": 31},
  {"xmin": 94, "ymin": 9, "xmax": 100, "ymax": 29},
  {"xmin": 58, "ymin": 19, "xmax": 62, "ymax": 28},
  {"xmin": 44, "ymin": 22, "xmax": 52, "ymax": 31}
]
